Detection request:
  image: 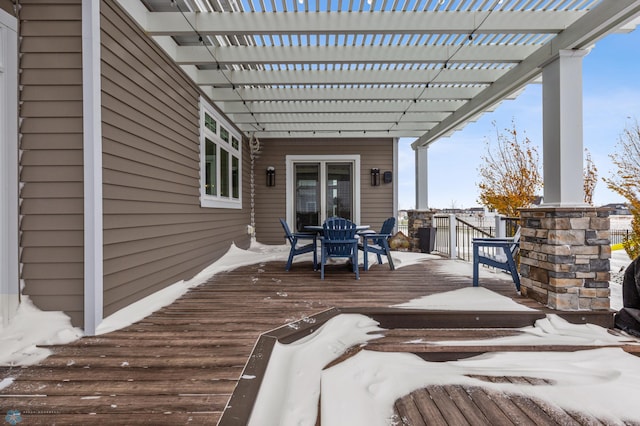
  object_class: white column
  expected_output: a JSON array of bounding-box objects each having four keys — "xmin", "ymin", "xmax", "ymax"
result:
[
  {"xmin": 542, "ymin": 49, "xmax": 588, "ymax": 206},
  {"xmin": 415, "ymin": 146, "xmax": 428, "ymax": 209},
  {"xmin": 0, "ymin": 9, "xmax": 19, "ymax": 328},
  {"xmin": 83, "ymin": 0, "xmax": 103, "ymax": 335},
  {"xmin": 448, "ymin": 214, "xmax": 457, "ymax": 259},
  {"xmin": 392, "ymin": 138, "xmax": 399, "ymax": 230}
]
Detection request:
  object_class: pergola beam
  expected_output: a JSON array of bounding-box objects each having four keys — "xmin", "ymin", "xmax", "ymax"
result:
[
  {"xmin": 229, "ymin": 111, "xmax": 450, "ymax": 124},
  {"xmin": 204, "ymin": 85, "xmax": 485, "ymax": 102},
  {"xmin": 220, "ymin": 99, "xmax": 466, "ymax": 114},
  {"xmin": 247, "ymin": 130, "xmax": 425, "ymax": 138},
  {"xmin": 195, "ymin": 68, "xmax": 510, "ymax": 86},
  {"xmin": 174, "ymin": 44, "xmax": 537, "ymax": 65},
  {"xmin": 144, "ymin": 11, "xmax": 586, "ymax": 35}
]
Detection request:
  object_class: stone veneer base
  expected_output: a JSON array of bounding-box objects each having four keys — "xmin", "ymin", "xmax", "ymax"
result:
[{"xmin": 519, "ymin": 207, "xmax": 611, "ymax": 311}]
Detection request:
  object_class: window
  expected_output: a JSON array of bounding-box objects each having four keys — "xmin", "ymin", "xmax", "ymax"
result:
[{"xmin": 200, "ymin": 99, "xmax": 242, "ymax": 208}]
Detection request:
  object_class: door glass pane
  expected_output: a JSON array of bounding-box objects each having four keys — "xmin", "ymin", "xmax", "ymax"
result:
[
  {"xmin": 294, "ymin": 163, "xmax": 320, "ymax": 232},
  {"xmin": 326, "ymin": 163, "xmax": 353, "ymax": 220},
  {"xmin": 220, "ymin": 148, "xmax": 229, "ymax": 197}
]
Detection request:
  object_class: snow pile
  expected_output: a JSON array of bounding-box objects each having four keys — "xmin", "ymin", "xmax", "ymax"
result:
[
  {"xmin": 0, "ymin": 296, "xmax": 83, "ymax": 366},
  {"xmin": 322, "ymin": 347, "xmax": 640, "ymax": 425},
  {"xmin": 393, "ymin": 286, "xmax": 535, "ymax": 311},
  {"xmin": 248, "ymin": 314, "xmax": 384, "ymax": 425}
]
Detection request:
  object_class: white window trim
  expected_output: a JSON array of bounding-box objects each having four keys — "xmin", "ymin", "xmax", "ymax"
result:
[
  {"xmin": 285, "ymin": 155, "xmax": 361, "ymax": 227},
  {"xmin": 199, "ymin": 98, "xmax": 242, "ymax": 209}
]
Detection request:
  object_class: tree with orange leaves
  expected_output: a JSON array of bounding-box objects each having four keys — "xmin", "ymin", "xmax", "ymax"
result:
[
  {"xmin": 477, "ymin": 121, "xmax": 542, "ymax": 217},
  {"xmin": 605, "ymin": 119, "xmax": 640, "ymax": 259}
]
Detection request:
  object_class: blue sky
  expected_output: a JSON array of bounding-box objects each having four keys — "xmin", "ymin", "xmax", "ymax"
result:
[{"xmin": 397, "ymin": 27, "xmax": 640, "ymax": 210}]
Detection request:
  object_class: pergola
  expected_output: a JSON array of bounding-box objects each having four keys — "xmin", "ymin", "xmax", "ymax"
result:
[{"xmin": 118, "ymin": 0, "xmax": 640, "ymax": 206}]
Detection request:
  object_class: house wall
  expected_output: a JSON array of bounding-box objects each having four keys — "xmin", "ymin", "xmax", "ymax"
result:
[
  {"xmin": 100, "ymin": 0, "xmax": 250, "ymax": 318},
  {"xmin": 19, "ymin": 0, "xmax": 251, "ymax": 327},
  {"xmin": 254, "ymin": 138, "xmax": 395, "ymax": 245},
  {"xmin": 0, "ymin": 1, "xmax": 14, "ymax": 16},
  {"xmin": 19, "ymin": 0, "xmax": 85, "ymax": 325}
]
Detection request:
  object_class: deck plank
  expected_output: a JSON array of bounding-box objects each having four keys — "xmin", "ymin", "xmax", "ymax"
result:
[{"xmin": 0, "ymin": 257, "xmax": 631, "ymax": 425}]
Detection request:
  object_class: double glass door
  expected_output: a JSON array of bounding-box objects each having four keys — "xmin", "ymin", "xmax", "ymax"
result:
[{"xmin": 294, "ymin": 162, "xmax": 354, "ymax": 232}]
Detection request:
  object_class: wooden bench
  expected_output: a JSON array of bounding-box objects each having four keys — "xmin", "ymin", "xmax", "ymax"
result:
[{"xmin": 472, "ymin": 228, "xmax": 520, "ymax": 291}]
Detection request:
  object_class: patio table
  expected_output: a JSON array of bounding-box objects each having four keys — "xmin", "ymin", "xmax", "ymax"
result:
[{"xmin": 304, "ymin": 224, "xmax": 370, "ymax": 234}]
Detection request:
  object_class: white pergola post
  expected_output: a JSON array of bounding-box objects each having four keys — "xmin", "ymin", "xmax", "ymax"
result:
[
  {"xmin": 415, "ymin": 145, "xmax": 428, "ymax": 210},
  {"xmin": 542, "ymin": 49, "xmax": 589, "ymax": 206}
]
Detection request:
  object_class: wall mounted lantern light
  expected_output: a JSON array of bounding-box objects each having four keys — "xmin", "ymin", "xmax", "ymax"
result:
[
  {"xmin": 371, "ymin": 168, "xmax": 380, "ymax": 186},
  {"xmin": 266, "ymin": 166, "xmax": 276, "ymax": 187}
]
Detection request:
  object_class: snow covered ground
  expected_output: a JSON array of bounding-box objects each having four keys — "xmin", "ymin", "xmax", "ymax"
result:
[{"xmin": 1, "ymin": 244, "xmax": 639, "ymax": 424}]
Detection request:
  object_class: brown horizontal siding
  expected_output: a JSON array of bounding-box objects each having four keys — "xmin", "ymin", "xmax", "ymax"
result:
[
  {"xmin": 21, "ymin": 247, "xmax": 84, "ymax": 264},
  {"xmin": 18, "ymin": 1, "xmax": 85, "ymax": 326},
  {"xmin": 20, "ymin": 165, "xmax": 83, "ymax": 182},
  {"xmin": 254, "ymin": 138, "xmax": 395, "ymax": 244},
  {"xmin": 21, "ymin": 85, "xmax": 83, "ymax": 101},
  {"xmin": 101, "ymin": 0, "xmax": 250, "ymax": 319},
  {"xmin": 19, "ymin": 3, "xmax": 81, "ymax": 20},
  {"xmin": 0, "ymin": 0, "xmax": 14, "ymax": 16},
  {"xmin": 20, "ymin": 36, "xmax": 81, "ymax": 52},
  {"xmin": 15, "ymin": 278, "xmax": 82, "ymax": 296}
]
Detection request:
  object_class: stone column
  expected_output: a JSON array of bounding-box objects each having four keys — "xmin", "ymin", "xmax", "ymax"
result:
[
  {"xmin": 519, "ymin": 207, "xmax": 611, "ymax": 310},
  {"xmin": 407, "ymin": 209, "xmax": 437, "ymax": 252}
]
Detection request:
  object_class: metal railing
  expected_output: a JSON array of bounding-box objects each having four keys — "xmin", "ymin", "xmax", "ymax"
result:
[
  {"xmin": 432, "ymin": 215, "xmax": 495, "ymax": 261},
  {"xmin": 611, "ymin": 229, "xmax": 631, "ymax": 245},
  {"xmin": 402, "ymin": 214, "xmax": 628, "ymax": 260}
]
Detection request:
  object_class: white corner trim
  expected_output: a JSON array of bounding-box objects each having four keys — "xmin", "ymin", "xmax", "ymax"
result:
[
  {"xmin": 0, "ymin": 8, "xmax": 19, "ymax": 328},
  {"xmin": 82, "ymin": 0, "xmax": 103, "ymax": 336}
]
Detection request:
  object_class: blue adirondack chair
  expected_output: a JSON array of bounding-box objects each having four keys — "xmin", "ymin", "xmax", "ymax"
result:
[
  {"xmin": 320, "ymin": 217, "xmax": 359, "ymax": 280},
  {"xmin": 280, "ymin": 218, "xmax": 318, "ymax": 271},
  {"xmin": 472, "ymin": 227, "xmax": 521, "ymax": 291},
  {"xmin": 358, "ymin": 217, "xmax": 396, "ymax": 271}
]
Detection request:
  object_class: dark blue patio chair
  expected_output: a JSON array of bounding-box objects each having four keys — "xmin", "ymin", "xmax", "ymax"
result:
[
  {"xmin": 358, "ymin": 217, "xmax": 396, "ymax": 271},
  {"xmin": 320, "ymin": 217, "xmax": 359, "ymax": 280},
  {"xmin": 472, "ymin": 227, "xmax": 521, "ymax": 291},
  {"xmin": 280, "ymin": 218, "xmax": 318, "ymax": 271}
]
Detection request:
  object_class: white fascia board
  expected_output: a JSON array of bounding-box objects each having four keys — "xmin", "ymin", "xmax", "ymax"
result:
[
  {"xmin": 82, "ymin": 0, "xmax": 103, "ymax": 336},
  {"xmin": 114, "ymin": 0, "xmax": 148, "ymax": 28}
]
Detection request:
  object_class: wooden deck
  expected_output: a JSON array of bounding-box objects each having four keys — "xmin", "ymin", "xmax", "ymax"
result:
[{"xmin": 0, "ymin": 257, "xmax": 635, "ymax": 425}]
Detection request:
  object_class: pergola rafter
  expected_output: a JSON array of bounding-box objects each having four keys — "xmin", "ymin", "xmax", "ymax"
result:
[{"xmin": 118, "ymin": 0, "xmax": 640, "ymax": 140}]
